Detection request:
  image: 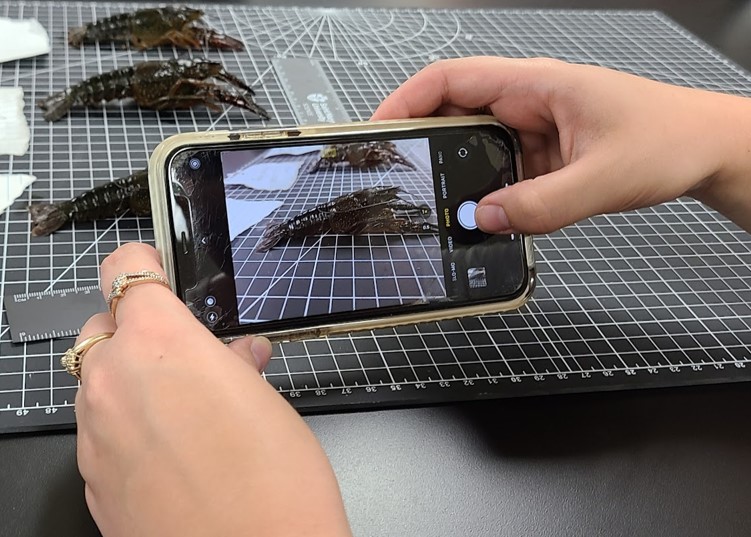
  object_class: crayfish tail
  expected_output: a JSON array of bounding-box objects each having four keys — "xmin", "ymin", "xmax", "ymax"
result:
[
  {"xmin": 37, "ymin": 91, "xmax": 74, "ymax": 122},
  {"xmin": 28, "ymin": 203, "xmax": 70, "ymax": 237},
  {"xmin": 255, "ymin": 223, "xmax": 286, "ymax": 252},
  {"xmin": 67, "ymin": 25, "xmax": 88, "ymax": 47}
]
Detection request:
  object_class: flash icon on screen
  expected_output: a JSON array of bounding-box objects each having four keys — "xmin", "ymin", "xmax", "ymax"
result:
[{"xmin": 467, "ymin": 267, "xmax": 487, "ymax": 288}]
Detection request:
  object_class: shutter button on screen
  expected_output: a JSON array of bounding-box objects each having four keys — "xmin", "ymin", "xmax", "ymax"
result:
[{"xmin": 457, "ymin": 201, "xmax": 478, "ymax": 230}]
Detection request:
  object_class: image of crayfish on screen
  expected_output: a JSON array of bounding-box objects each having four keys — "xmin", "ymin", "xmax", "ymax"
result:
[{"xmin": 220, "ymin": 138, "xmax": 445, "ymax": 324}]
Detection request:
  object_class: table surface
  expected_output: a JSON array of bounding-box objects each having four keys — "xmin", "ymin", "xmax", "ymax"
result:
[{"xmin": 3, "ymin": 1, "xmax": 751, "ymax": 536}]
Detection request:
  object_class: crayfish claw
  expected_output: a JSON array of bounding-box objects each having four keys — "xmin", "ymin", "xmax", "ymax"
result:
[
  {"xmin": 208, "ymin": 86, "xmax": 270, "ymax": 119},
  {"xmin": 195, "ymin": 27, "xmax": 245, "ymax": 51},
  {"xmin": 159, "ymin": 29, "xmax": 203, "ymax": 50}
]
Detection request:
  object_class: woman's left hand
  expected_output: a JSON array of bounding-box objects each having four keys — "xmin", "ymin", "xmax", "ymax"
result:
[{"xmin": 75, "ymin": 242, "xmax": 352, "ymax": 537}]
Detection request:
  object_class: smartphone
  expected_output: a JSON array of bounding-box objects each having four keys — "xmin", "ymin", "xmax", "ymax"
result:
[{"xmin": 149, "ymin": 116, "xmax": 535, "ymax": 342}]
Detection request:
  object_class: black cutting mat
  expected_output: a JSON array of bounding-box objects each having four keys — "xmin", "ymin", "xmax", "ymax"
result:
[{"xmin": 1, "ymin": 2, "xmax": 751, "ymax": 433}]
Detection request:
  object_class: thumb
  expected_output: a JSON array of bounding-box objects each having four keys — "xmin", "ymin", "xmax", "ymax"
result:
[
  {"xmin": 476, "ymin": 158, "xmax": 622, "ymax": 235},
  {"xmin": 227, "ymin": 335, "xmax": 274, "ymax": 372}
]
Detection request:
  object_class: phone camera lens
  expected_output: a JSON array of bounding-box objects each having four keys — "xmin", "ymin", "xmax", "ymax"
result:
[{"xmin": 188, "ymin": 157, "xmax": 202, "ymax": 170}]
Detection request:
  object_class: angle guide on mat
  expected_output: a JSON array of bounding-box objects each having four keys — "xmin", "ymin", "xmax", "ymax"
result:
[{"xmin": 1, "ymin": 2, "xmax": 751, "ymax": 433}]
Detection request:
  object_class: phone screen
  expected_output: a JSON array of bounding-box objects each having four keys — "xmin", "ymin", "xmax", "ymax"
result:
[{"xmin": 166, "ymin": 125, "xmax": 528, "ymax": 337}]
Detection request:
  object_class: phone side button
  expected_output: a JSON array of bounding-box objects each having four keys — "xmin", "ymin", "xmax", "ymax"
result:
[{"xmin": 227, "ymin": 130, "xmax": 291, "ymax": 141}]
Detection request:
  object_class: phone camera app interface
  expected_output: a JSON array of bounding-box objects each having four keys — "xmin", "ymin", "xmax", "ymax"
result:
[
  {"xmin": 215, "ymin": 128, "xmax": 523, "ymax": 326},
  {"xmin": 221, "ymin": 138, "xmax": 444, "ymax": 324}
]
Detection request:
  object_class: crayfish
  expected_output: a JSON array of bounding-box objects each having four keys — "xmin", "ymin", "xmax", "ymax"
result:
[
  {"xmin": 309, "ymin": 141, "xmax": 417, "ymax": 173},
  {"xmin": 257, "ymin": 186, "xmax": 438, "ymax": 252},
  {"xmin": 29, "ymin": 169, "xmax": 150, "ymax": 237},
  {"xmin": 37, "ymin": 58, "xmax": 269, "ymax": 122},
  {"xmin": 68, "ymin": 6, "xmax": 244, "ymax": 50}
]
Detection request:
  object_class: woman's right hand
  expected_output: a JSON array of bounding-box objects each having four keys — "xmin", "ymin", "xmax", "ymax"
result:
[{"xmin": 373, "ymin": 57, "xmax": 751, "ymax": 234}]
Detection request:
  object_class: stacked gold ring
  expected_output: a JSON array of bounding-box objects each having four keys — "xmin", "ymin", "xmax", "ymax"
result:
[
  {"xmin": 106, "ymin": 270, "xmax": 171, "ymax": 318},
  {"xmin": 61, "ymin": 332, "xmax": 114, "ymax": 381},
  {"xmin": 61, "ymin": 270, "xmax": 171, "ymax": 381}
]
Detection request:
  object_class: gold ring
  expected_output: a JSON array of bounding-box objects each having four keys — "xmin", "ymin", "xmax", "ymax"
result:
[
  {"xmin": 107, "ymin": 270, "xmax": 171, "ymax": 318},
  {"xmin": 61, "ymin": 332, "xmax": 114, "ymax": 381}
]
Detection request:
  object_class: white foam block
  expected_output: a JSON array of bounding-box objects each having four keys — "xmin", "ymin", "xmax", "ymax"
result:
[
  {"xmin": 1, "ymin": 174, "xmax": 36, "ymax": 215},
  {"xmin": 0, "ymin": 87, "xmax": 30, "ymax": 156},
  {"xmin": 226, "ymin": 198, "xmax": 283, "ymax": 241},
  {"xmin": 0, "ymin": 18, "xmax": 50, "ymax": 63}
]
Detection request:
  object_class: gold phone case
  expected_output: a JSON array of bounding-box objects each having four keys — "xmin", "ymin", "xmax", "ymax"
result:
[{"xmin": 149, "ymin": 116, "xmax": 536, "ymax": 342}]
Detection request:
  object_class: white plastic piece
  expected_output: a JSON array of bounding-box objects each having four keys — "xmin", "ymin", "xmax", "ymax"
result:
[
  {"xmin": 262, "ymin": 146, "xmax": 322, "ymax": 158},
  {"xmin": 0, "ymin": 18, "xmax": 50, "ymax": 63},
  {"xmin": 224, "ymin": 160, "xmax": 307, "ymax": 191},
  {"xmin": 223, "ymin": 146, "xmax": 322, "ymax": 191},
  {"xmin": 0, "ymin": 87, "xmax": 31, "ymax": 156},
  {"xmin": 1, "ymin": 174, "xmax": 36, "ymax": 216},
  {"xmin": 225, "ymin": 198, "xmax": 283, "ymax": 241}
]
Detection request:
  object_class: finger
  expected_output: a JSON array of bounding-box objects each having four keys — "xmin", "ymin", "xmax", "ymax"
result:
[
  {"xmin": 433, "ymin": 103, "xmax": 477, "ymax": 117},
  {"xmin": 83, "ymin": 482, "xmax": 110, "ymax": 537},
  {"xmin": 227, "ymin": 335, "xmax": 273, "ymax": 372},
  {"xmin": 99, "ymin": 242, "xmax": 184, "ymax": 326},
  {"xmin": 475, "ymin": 155, "xmax": 627, "ymax": 235},
  {"xmin": 84, "ymin": 483, "xmax": 99, "ymax": 519},
  {"xmin": 372, "ymin": 57, "xmax": 560, "ymax": 132},
  {"xmin": 73, "ymin": 312, "xmax": 117, "ymax": 383},
  {"xmin": 77, "ymin": 428, "xmax": 97, "ymax": 487}
]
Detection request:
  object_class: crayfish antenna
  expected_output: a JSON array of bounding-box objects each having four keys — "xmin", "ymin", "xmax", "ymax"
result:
[{"xmin": 28, "ymin": 203, "xmax": 70, "ymax": 237}]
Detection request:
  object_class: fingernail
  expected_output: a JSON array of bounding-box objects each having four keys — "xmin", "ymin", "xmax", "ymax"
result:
[
  {"xmin": 476, "ymin": 205, "xmax": 514, "ymax": 233},
  {"xmin": 250, "ymin": 337, "xmax": 273, "ymax": 370}
]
